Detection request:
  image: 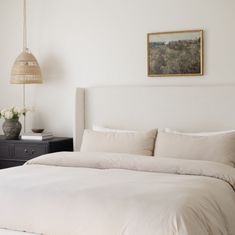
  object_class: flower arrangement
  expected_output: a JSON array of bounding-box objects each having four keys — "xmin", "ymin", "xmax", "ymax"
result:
[{"xmin": 0, "ymin": 107, "xmax": 30, "ymax": 120}]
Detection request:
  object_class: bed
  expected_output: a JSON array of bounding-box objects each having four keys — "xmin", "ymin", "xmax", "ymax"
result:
[{"xmin": 0, "ymin": 86, "xmax": 235, "ymax": 235}]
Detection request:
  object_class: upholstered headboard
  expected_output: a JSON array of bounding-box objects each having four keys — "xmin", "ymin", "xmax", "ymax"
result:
[{"xmin": 74, "ymin": 85, "xmax": 235, "ymax": 151}]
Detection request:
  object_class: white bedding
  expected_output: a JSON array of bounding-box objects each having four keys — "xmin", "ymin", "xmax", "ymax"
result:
[
  {"xmin": 0, "ymin": 229, "xmax": 36, "ymax": 235},
  {"xmin": 0, "ymin": 151, "xmax": 235, "ymax": 235}
]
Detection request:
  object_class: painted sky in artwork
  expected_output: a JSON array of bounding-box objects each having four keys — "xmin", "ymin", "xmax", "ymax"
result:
[{"xmin": 149, "ymin": 32, "xmax": 200, "ymax": 43}]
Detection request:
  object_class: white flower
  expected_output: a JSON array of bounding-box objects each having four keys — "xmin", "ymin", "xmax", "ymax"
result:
[
  {"xmin": 4, "ymin": 110, "xmax": 14, "ymax": 119},
  {"xmin": 21, "ymin": 107, "xmax": 28, "ymax": 114},
  {"xmin": 0, "ymin": 108, "xmax": 7, "ymax": 116},
  {"xmin": 0, "ymin": 106, "xmax": 32, "ymax": 120},
  {"xmin": 21, "ymin": 107, "xmax": 28, "ymax": 115},
  {"xmin": 13, "ymin": 107, "xmax": 23, "ymax": 115}
]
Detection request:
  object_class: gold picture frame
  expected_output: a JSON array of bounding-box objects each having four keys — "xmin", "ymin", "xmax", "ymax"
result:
[{"xmin": 147, "ymin": 30, "xmax": 204, "ymax": 77}]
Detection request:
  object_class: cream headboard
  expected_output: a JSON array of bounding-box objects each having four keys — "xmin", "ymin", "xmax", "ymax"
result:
[{"xmin": 74, "ymin": 85, "xmax": 235, "ymax": 151}]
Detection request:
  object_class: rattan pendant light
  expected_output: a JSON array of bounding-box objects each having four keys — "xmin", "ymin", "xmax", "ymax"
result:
[
  {"xmin": 11, "ymin": 51, "xmax": 42, "ymax": 84},
  {"xmin": 10, "ymin": 0, "xmax": 42, "ymax": 132},
  {"xmin": 11, "ymin": 0, "xmax": 42, "ymax": 84}
]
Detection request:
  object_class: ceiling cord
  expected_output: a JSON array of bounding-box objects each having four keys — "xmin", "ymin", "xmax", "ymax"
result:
[{"xmin": 23, "ymin": 0, "xmax": 27, "ymax": 51}]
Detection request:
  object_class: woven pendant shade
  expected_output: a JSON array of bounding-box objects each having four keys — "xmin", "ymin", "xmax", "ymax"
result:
[{"xmin": 11, "ymin": 50, "xmax": 42, "ymax": 84}]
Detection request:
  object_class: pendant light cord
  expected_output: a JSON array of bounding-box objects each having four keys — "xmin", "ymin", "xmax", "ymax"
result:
[
  {"xmin": 23, "ymin": 0, "xmax": 27, "ymax": 51},
  {"xmin": 23, "ymin": 0, "xmax": 27, "ymax": 132}
]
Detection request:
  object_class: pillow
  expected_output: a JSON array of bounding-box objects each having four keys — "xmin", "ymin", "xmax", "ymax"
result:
[
  {"xmin": 80, "ymin": 129, "xmax": 157, "ymax": 156},
  {"xmin": 164, "ymin": 128, "xmax": 235, "ymax": 136},
  {"xmin": 92, "ymin": 125, "xmax": 136, "ymax": 133},
  {"xmin": 154, "ymin": 130, "xmax": 235, "ymax": 166}
]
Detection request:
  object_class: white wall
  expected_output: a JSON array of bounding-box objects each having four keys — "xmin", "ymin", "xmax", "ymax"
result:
[{"xmin": 0, "ymin": 0, "xmax": 235, "ymax": 137}]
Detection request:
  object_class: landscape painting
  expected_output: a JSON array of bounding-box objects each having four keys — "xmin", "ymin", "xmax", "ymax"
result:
[{"xmin": 147, "ymin": 30, "xmax": 203, "ymax": 76}]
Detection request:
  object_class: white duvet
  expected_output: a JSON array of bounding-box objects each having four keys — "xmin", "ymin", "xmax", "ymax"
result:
[{"xmin": 0, "ymin": 151, "xmax": 235, "ymax": 235}]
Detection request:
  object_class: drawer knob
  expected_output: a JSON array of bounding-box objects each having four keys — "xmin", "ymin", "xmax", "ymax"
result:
[
  {"xmin": 31, "ymin": 149, "xmax": 35, "ymax": 155},
  {"xmin": 24, "ymin": 149, "xmax": 28, "ymax": 153}
]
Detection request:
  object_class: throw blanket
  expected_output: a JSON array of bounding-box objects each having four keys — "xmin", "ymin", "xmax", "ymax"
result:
[{"xmin": 0, "ymin": 151, "xmax": 235, "ymax": 235}]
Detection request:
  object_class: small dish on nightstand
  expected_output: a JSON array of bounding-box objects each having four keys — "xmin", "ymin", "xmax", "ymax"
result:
[{"xmin": 31, "ymin": 128, "xmax": 44, "ymax": 133}]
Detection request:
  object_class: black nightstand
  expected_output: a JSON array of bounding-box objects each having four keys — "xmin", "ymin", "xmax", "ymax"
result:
[{"xmin": 0, "ymin": 136, "xmax": 73, "ymax": 169}]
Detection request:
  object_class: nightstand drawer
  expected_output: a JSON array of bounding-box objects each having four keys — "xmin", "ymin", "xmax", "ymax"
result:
[
  {"xmin": 0, "ymin": 144, "xmax": 11, "ymax": 159},
  {"xmin": 14, "ymin": 144, "xmax": 47, "ymax": 160},
  {"xmin": 0, "ymin": 160, "xmax": 25, "ymax": 169},
  {"xmin": 0, "ymin": 136, "xmax": 73, "ymax": 169}
]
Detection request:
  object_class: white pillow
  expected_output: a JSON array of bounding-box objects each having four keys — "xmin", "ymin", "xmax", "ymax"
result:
[
  {"xmin": 81, "ymin": 129, "xmax": 157, "ymax": 156},
  {"xmin": 92, "ymin": 125, "xmax": 136, "ymax": 133},
  {"xmin": 164, "ymin": 128, "xmax": 235, "ymax": 136},
  {"xmin": 155, "ymin": 130, "xmax": 235, "ymax": 166}
]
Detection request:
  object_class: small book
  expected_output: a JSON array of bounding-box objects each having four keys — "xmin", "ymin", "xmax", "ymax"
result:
[{"xmin": 21, "ymin": 132, "xmax": 54, "ymax": 141}]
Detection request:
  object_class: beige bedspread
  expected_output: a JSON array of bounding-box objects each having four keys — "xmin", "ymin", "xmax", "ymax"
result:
[{"xmin": 0, "ymin": 151, "xmax": 235, "ymax": 235}]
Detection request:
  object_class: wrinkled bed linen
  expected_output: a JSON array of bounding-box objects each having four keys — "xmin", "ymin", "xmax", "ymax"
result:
[{"xmin": 0, "ymin": 151, "xmax": 234, "ymax": 235}]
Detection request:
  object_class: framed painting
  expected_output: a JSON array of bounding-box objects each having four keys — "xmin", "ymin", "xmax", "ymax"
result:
[{"xmin": 147, "ymin": 30, "xmax": 203, "ymax": 77}]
